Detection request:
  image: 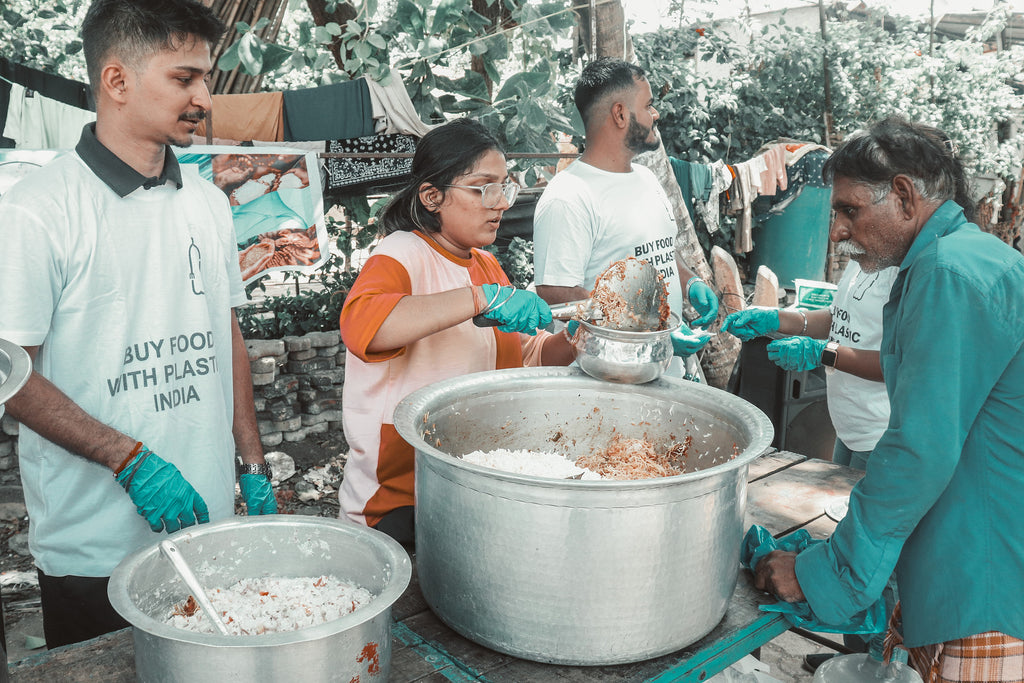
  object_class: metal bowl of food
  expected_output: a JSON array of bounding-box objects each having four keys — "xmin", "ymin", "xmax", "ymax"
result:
[
  {"xmin": 0, "ymin": 338, "xmax": 31, "ymax": 407},
  {"xmin": 394, "ymin": 367, "xmax": 773, "ymax": 665},
  {"xmin": 108, "ymin": 516, "xmax": 411, "ymax": 682},
  {"xmin": 571, "ymin": 313, "xmax": 679, "ymax": 384}
]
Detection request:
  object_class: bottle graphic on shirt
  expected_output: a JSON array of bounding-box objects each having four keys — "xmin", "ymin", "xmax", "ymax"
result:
[{"xmin": 188, "ymin": 237, "xmax": 204, "ymax": 296}]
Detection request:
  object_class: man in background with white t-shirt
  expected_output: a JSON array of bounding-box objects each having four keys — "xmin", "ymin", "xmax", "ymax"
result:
[
  {"xmin": 0, "ymin": 0, "xmax": 275, "ymax": 648},
  {"xmin": 533, "ymin": 58, "xmax": 719, "ymax": 372}
]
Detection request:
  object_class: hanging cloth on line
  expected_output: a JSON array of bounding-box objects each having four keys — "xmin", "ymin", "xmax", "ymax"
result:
[
  {"xmin": 282, "ymin": 79, "xmax": 375, "ymax": 142},
  {"xmin": 325, "ymin": 133, "xmax": 417, "ymax": 193},
  {"xmin": 3, "ymin": 84, "xmax": 96, "ymax": 150},
  {"xmin": 195, "ymin": 92, "xmax": 285, "ymax": 142}
]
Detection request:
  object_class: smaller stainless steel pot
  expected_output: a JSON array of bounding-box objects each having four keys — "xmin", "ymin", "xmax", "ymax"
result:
[{"xmin": 572, "ymin": 313, "xmax": 679, "ymax": 384}]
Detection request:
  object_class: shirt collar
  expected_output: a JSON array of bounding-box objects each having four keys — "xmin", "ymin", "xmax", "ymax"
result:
[
  {"xmin": 75, "ymin": 123, "xmax": 183, "ymax": 198},
  {"xmin": 899, "ymin": 200, "xmax": 967, "ymax": 272}
]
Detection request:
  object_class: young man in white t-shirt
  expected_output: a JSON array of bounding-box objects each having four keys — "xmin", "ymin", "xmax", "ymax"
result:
[
  {"xmin": 533, "ymin": 58, "xmax": 719, "ymax": 372},
  {"xmin": 0, "ymin": 0, "xmax": 275, "ymax": 648}
]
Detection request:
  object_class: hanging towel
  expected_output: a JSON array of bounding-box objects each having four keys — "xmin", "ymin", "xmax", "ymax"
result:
[
  {"xmin": 3, "ymin": 84, "xmax": 96, "ymax": 149},
  {"xmin": 282, "ymin": 79, "xmax": 375, "ymax": 142},
  {"xmin": 325, "ymin": 133, "xmax": 416, "ymax": 192},
  {"xmin": 695, "ymin": 159, "xmax": 733, "ymax": 235},
  {"xmin": 758, "ymin": 144, "xmax": 788, "ymax": 197},
  {"xmin": 729, "ymin": 156, "xmax": 767, "ymax": 253},
  {"xmin": 195, "ymin": 92, "xmax": 285, "ymax": 142},
  {"xmin": 365, "ymin": 74, "xmax": 437, "ymax": 137}
]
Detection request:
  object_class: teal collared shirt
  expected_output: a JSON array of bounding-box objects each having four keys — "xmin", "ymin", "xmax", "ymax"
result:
[
  {"xmin": 796, "ymin": 200, "xmax": 1024, "ymax": 646},
  {"xmin": 75, "ymin": 123, "xmax": 182, "ymax": 197}
]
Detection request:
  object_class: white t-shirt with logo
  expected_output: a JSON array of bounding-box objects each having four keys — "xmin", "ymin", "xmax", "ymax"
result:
[
  {"xmin": 533, "ymin": 160, "xmax": 683, "ymax": 316},
  {"xmin": 0, "ymin": 153, "xmax": 245, "ymax": 576},
  {"xmin": 826, "ymin": 262, "xmax": 899, "ymax": 452}
]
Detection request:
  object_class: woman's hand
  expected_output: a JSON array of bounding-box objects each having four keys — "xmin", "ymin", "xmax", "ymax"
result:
[{"xmin": 478, "ymin": 284, "xmax": 553, "ymax": 335}]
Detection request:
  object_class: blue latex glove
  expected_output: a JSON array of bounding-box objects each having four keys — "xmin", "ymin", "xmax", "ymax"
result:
[
  {"xmin": 741, "ymin": 525, "xmax": 886, "ymax": 634},
  {"xmin": 565, "ymin": 320, "xmax": 580, "ymax": 338},
  {"xmin": 687, "ymin": 278, "xmax": 720, "ymax": 328},
  {"xmin": 766, "ymin": 337, "xmax": 826, "ymax": 372},
  {"xmin": 721, "ymin": 308, "xmax": 780, "ymax": 341},
  {"xmin": 239, "ymin": 473, "xmax": 278, "ymax": 515},
  {"xmin": 116, "ymin": 446, "xmax": 209, "ymax": 533},
  {"xmin": 480, "ymin": 284, "xmax": 553, "ymax": 335},
  {"xmin": 670, "ymin": 323, "xmax": 712, "ymax": 357}
]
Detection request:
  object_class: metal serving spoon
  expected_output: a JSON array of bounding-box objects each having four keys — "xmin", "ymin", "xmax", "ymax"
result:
[
  {"xmin": 160, "ymin": 539, "xmax": 232, "ymax": 636},
  {"xmin": 476, "ymin": 258, "xmax": 666, "ymax": 332}
]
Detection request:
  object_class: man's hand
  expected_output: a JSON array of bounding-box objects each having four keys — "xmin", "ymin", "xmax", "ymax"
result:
[
  {"xmin": 753, "ymin": 550, "xmax": 806, "ymax": 602},
  {"xmin": 239, "ymin": 473, "xmax": 278, "ymax": 515},
  {"xmin": 721, "ymin": 308, "xmax": 780, "ymax": 341},
  {"xmin": 116, "ymin": 446, "xmax": 209, "ymax": 533},
  {"xmin": 767, "ymin": 337, "xmax": 826, "ymax": 372},
  {"xmin": 670, "ymin": 323, "xmax": 712, "ymax": 357},
  {"xmin": 687, "ymin": 279, "xmax": 720, "ymax": 328}
]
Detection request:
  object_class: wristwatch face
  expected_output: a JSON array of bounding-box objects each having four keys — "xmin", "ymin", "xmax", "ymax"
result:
[{"xmin": 821, "ymin": 341, "xmax": 839, "ymax": 368}]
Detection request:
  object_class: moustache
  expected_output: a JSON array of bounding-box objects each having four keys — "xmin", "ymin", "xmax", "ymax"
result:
[
  {"xmin": 834, "ymin": 240, "xmax": 866, "ymax": 256},
  {"xmin": 179, "ymin": 111, "xmax": 207, "ymax": 123}
]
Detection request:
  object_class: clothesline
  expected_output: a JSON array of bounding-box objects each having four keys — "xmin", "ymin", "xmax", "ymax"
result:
[{"xmin": 319, "ymin": 152, "xmax": 580, "ymax": 159}]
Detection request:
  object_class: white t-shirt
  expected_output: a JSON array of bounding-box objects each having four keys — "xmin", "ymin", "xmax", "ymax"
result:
[
  {"xmin": 826, "ymin": 262, "xmax": 898, "ymax": 452},
  {"xmin": 0, "ymin": 153, "xmax": 246, "ymax": 576},
  {"xmin": 533, "ymin": 160, "xmax": 689, "ymax": 377}
]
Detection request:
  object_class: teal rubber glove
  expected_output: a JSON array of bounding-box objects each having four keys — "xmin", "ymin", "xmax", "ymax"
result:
[
  {"xmin": 479, "ymin": 284, "xmax": 553, "ymax": 335},
  {"xmin": 115, "ymin": 446, "xmax": 209, "ymax": 533},
  {"xmin": 687, "ymin": 278, "xmax": 720, "ymax": 328},
  {"xmin": 766, "ymin": 337, "xmax": 826, "ymax": 372},
  {"xmin": 239, "ymin": 473, "xmax": 278, "ymax": 515},
  {"xmin": 721, "ymin": 308, "xmax": 780, "ymax": 341},
  {"xmin": 670, "ymin": 323, "xmax": 712, "ymax": 357},
  {"xmin": 565, "ymin": 319, "xmax": 580, "ymax": 338}
]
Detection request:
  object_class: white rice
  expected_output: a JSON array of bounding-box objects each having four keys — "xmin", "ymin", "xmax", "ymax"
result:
[
  {"xmin": 461, "ymin": 449, "xmax": 602, "ymax": 480},
  {"xmin": 166, "ymin": 575, "xmax": 374, "ymax": 635}
]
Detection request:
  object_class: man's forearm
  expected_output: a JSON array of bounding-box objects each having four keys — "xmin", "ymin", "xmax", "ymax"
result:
[
  {"xmin": 5, "ymin": 364, "xmax": 136, "ymax": 471},
  {"xmin": 535, "ymin": 284, "xmax": 590, "ymax": 305},
  {"xmin": 230, "ymin": 315, "xmax": 266, "ymax": 466}
]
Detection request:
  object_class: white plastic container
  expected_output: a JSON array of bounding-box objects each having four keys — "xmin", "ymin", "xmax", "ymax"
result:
[{"xmin": 813, "ymin": 654, "xmax": 923, "ymax": 683}]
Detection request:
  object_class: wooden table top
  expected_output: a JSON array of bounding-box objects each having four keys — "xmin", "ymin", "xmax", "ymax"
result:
[{"xmin": 8, "ymin": 451, "xmax": 863, "ymax": 683}]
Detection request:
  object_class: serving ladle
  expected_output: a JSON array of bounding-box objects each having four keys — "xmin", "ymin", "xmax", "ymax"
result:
[
  {"xmin": 475, "ymin": 257, "xmax": 666, "ymax": 333},
  {"xmin": 160, "ymin": 539, "xmax": 232, "ymax": 636}
]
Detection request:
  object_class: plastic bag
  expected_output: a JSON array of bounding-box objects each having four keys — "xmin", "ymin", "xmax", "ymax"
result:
[{"xmin": 741, "ymin": 525, "xmax": 886, "ymax": 634}]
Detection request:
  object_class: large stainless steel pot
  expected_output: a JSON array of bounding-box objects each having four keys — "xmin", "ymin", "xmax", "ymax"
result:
[
  {"xmin": 394, "ymin": 367, "xmax": 773, "ymax": 666},
  {"xmin": 108, "ymin": 517, "xmax": 411, "ymax": 682}
]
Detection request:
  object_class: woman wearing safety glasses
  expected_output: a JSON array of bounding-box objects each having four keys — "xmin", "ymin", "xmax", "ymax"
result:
[{"xmin": 337, "ymin": 118, "xmax": 577, "ymax": 546}]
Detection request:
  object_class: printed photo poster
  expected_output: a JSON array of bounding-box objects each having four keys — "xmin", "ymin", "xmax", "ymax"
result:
[{"xmin": 175, "ymin": 146, "xmax": 328, "ymax": 285}]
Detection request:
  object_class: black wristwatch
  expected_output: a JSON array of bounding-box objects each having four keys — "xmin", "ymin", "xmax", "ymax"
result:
[
  {"xmin": 820, "ymin": 341, "xmax": 840, "ymax": 369},
  {"xmin": 239, "ymin": 462, "xmax": 273, "ymax": 480}
]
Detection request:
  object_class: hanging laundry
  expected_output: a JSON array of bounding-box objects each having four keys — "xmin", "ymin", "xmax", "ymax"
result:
[
  {"xmin": 325, "ymin": 133, "xmax": 416, "ymax": 193},
  {"xmin": 195, "ymin": 92, "xmax": 285, "ymax": 142},
  {"xmin": 3, "ymin": 84, "xmax": 96, "ymax": 149},
  {"xmin": 758, "ymin": 143, "xmax": 788, "ymax": 196},
  {"xmin": 668, "ymin": 157, "xmax": 714, "ymax": 226},
  {"xmin": 0, "ymin": 57, "xmax": 93, "ymax": 111},
  {"xmin": 365, "ymin": 74, "xmax": 437, "ymax": 137},
  {"xmin": 784, "ymin": 142, "xmax": 831, "ymax": 166},
  {"xmin": 728, "ymin": 155, "xmax": 767, "ymax": 253},
  {"xmin": 696, "ymin": 159, "xmax": 733, "ymax": 235},
  {"xmin": 282, "ymin": 79, "xmax": 375, "ymax": 142}
]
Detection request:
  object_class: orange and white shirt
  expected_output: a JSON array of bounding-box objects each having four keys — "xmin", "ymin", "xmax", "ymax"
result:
[{"xmin": 338, "ymin": 230, "xmax": 547, "ymax": 526}]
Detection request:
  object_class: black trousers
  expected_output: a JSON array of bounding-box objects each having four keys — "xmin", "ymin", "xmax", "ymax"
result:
[
  {"xmin": 372, "ymin": 506, "xmax": 415, "ymax": 548},
  {"xmin": 37, "ymin": 568, "xmax": 130, "ymax": 649}
]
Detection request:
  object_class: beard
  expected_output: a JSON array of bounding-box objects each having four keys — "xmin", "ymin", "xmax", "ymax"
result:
[
  {"xmin": 626, "ymin": 113, "xmax": 660, "ymax": 154},
  {"xmin": 169, "ymin": 110, "xmax": 207, "ymax": 147}
]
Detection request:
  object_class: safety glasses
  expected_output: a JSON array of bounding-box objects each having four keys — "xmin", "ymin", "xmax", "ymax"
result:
[{"xmin": 445, "ymin": 181, "xmax": 520, "ymax": 209}]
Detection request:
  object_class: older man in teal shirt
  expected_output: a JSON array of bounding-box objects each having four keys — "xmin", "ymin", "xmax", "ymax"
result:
[{"xmin": 755, "ymin": 117, "xmax": 1024, "ymax": 681}]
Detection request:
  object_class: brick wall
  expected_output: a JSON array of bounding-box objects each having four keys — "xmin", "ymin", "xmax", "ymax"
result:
[{"xmin": 0, "ymin": 330, "xmax": 347, "ymax": 459}]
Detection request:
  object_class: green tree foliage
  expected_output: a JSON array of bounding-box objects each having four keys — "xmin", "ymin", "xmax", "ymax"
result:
[
  {"xmin": 0, "ymin": 0, "xmax": 89, "ymax": 82},
  {"xmin": 635, "ymin": 6, "xmax": 1024, "ymax": 180}
]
